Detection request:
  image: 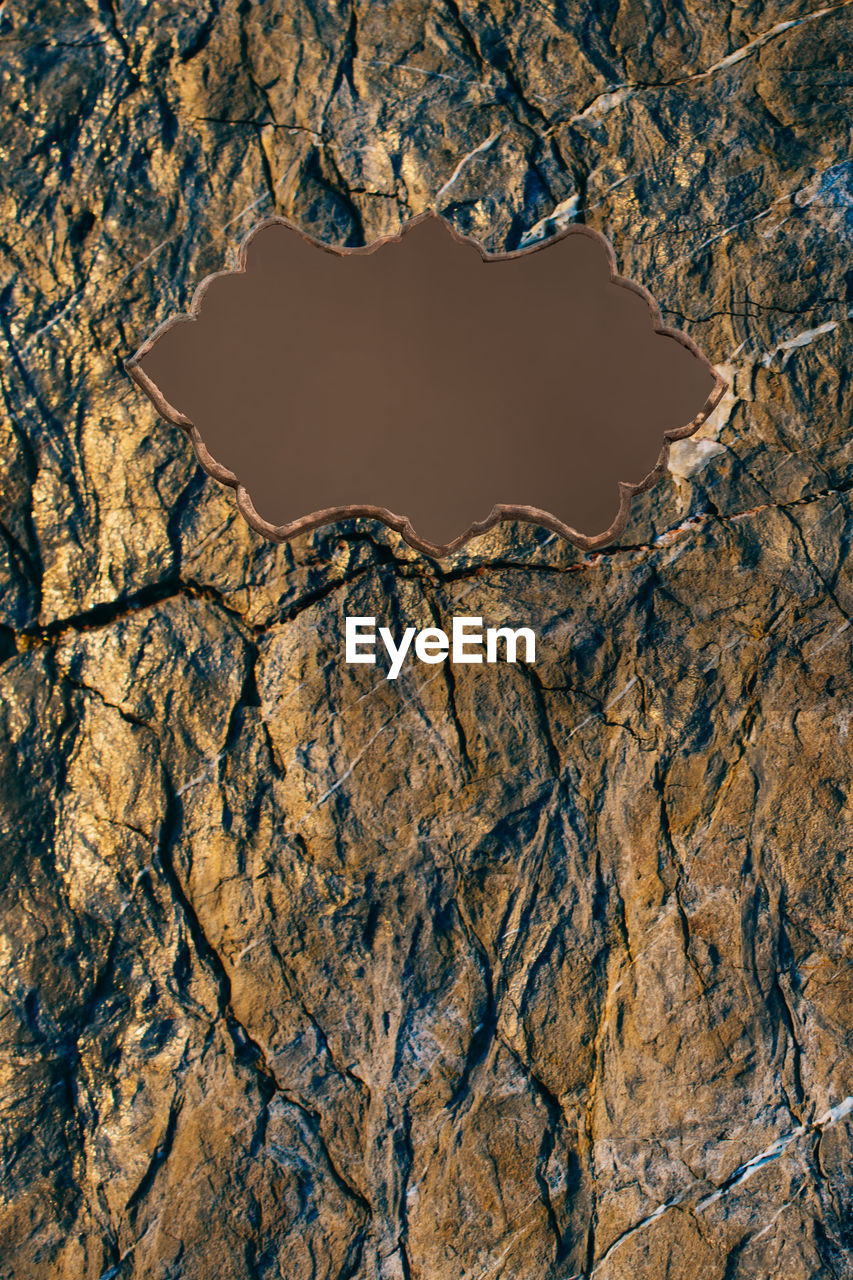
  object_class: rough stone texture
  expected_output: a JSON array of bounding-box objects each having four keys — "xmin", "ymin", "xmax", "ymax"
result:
[{"xmin": 1, "ymin": 1, "xmax": 853, "ymax": 1277}]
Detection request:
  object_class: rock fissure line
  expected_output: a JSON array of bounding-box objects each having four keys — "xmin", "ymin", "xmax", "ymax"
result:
[{"xmin": 5, "ymin": 471, "xmax": 853, "ymax": 647}]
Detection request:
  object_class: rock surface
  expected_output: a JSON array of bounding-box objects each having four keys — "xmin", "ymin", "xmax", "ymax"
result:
[{"xmin": 2, "ymin": 1, "xmax": 853, "ymax": 1277}]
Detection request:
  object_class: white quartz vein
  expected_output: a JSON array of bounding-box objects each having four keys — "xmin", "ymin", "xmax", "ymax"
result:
[
  {"xmin": 434, "ymin": 130, "xmax": 504, "ymax": 204},
  {"xmin": 760, "ymin": 320, "xmax": 838, "ymax": 367},
  {"xmin": 518, "ymin": 194, "xmax": 581, "ymax": 246},
  {"xmin": 588, "ymin": 1096, "xmax": 853, "ymax": 1274}
]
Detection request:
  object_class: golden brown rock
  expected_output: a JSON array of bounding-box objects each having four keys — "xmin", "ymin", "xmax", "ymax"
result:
[{"xmin": 1, "ymin": 1, "xmax": 852, "ymax": 1277}]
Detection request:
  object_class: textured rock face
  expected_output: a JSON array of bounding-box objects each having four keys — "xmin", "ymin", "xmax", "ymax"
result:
[{"xmin": 1, "ymin": 2, "xmax": 853, "ymax": 1278}]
